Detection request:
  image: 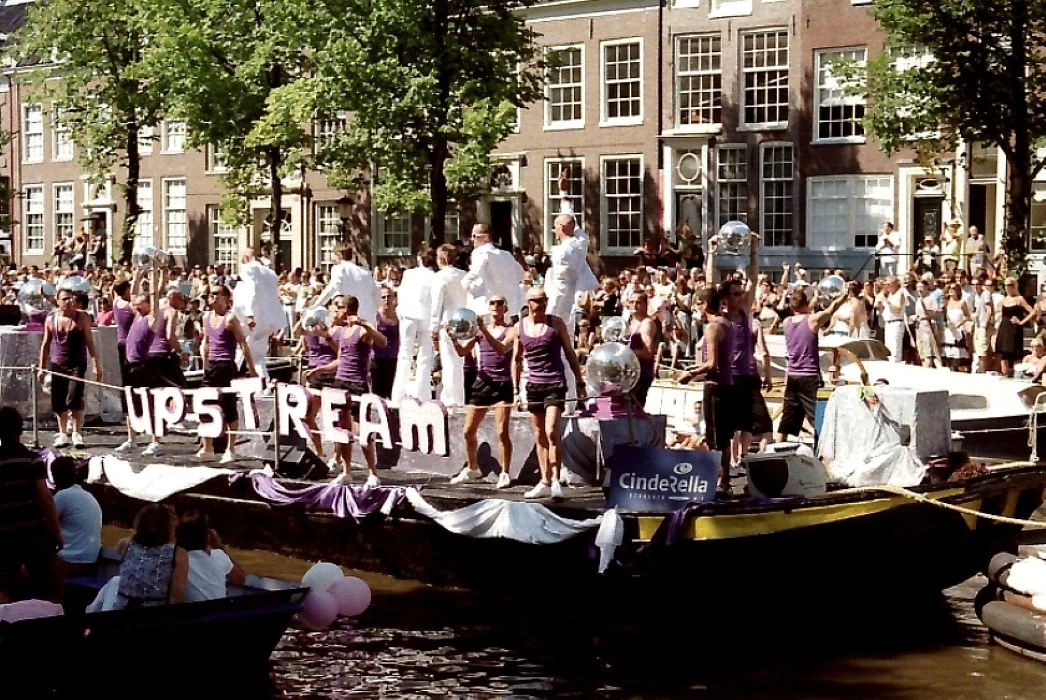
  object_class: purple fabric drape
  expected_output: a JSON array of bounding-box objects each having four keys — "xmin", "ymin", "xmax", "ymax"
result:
[{"xmin": 233, "ymin": 472, "xmax": 412, "ymax": 521}]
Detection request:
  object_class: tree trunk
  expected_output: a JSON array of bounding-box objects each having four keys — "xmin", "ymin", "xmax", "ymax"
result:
[
  {"xmin": 122, "ymin": 120, "xmax": 141, "ymax": 265},
  {"xmin": 429, "ymin": 142, "xmax": 448, "ymax": 246},
  {"xmin": 268, "ymin": 145, "xmax": 283, "ymax": 255},
  {"xmin": 1003, "ymin": 0, "xmax": 1032, "ymax": 272},
  {"xmin": 1004, "ymin": 159, "xmax": 1032, "ymax": 266}
]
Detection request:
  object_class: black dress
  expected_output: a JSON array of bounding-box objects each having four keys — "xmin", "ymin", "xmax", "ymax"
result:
[{"xmin": 996, "ymin": 304, "xmax": 1025, "ymax": 360}]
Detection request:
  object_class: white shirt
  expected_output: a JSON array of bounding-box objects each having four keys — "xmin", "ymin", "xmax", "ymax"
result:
[
  {"xmin": 232, "ymin": 260, "xmax": 285, "ymax": 334},
  {"xmin": 430, "ymin": 266, "xmax": 468, "ymax": 327},
  {"xmin": 55, "ymin": 485, "xmax": 102, "ymax": 565},
  {"xmin": 313, "ymin": 260, "xmax": 382, "ymax": 322},
  {"xmin": 545, "ymin": 234, "xmax": 598, "ymax": 320},
  {"xmin": 396, "ymin": 266, "xmax": 436, "ymax": 322},
  {"xmin": 185, "ymin": 548, "xmax": 235, "ymax": 602},
  {"xmin": 974, "ymin": 290, "xmax": 993, "ymax": 328},
  {"xmin": 876, "ymin": 233, "xmax": 898, "ymax": 264},
  {"xmin": 460, "ymin": 242, "xmax": 525, "ymax": 316}
]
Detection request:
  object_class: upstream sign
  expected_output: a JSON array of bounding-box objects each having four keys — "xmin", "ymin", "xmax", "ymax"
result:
[
  {"xmin": 607, "ymin": 446, "xmax": 719, "ymax": 512},
  {"xmin": 123, "ymin": 379, "xmax": 451, "ymax": 455}
]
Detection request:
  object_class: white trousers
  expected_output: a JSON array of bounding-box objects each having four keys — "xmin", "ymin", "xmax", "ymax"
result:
[
  {"xmin": 391, "ymin": 317, "xmax": 434, "ymax": 404},
  {"xmin": 237, "ymin": 326, "xmax": 270, "ymax": 378},
  {"xmin": 885, "ymin": 321, "xmax": 905, "ymax": 363},
  {"xmin": 437, "ymin": 328, "xmax": 465, "ymax": 407},
  {"xmin": 561, "ymin": 313, "xmax": 578, "ymax": 415}
]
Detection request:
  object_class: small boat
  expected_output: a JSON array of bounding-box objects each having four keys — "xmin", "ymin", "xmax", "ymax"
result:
[
  {"xmin": 0, "ymin": 549, "xmax": 308, "ymax": 693},
  {"xmin": 977, "ymin": 552, "xmax": 1046, "ymax": 663}
]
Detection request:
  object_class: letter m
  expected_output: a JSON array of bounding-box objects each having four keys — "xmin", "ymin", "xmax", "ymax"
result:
[{"xmin": 398, "ymin": 398, "xmax": 450, "ymax": 456}]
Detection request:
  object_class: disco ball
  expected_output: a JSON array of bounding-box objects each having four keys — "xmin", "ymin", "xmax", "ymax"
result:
[
  {"xmin": 302, "ymin": 307, "xmax": 331, "ymax": 332},
  {"xmin": 718, "ymin": 220, "xmax": 751, "ymax": 255},
  {"xmin": 17, "ymin": 279, "xmax": 56, "ymax": 316},
  {"xmin": 446, "ymin": 308, "xmax": 479, "ymax": 342},
  {"xmin": 816, "ymin": 275, "xmax": 847, "ymax": 308},
  {"xmin": 585, "ymin": 342, "xmax": 641, "ymax": 397},
  {"xmin": 601, "ymin": 316, "xmax": 627, "ymax": 343},
  {"xmin": 133, "ymin": 245, "xmax": 169, "ymax": 269},
  {"xmin": 58, "ymin": 275, "xmax": 93, "ymax": 295}
]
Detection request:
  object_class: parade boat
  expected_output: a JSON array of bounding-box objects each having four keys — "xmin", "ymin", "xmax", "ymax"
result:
[{"xmin": 0, "ymin": 549, "xmax": 307, "ymax": 693}]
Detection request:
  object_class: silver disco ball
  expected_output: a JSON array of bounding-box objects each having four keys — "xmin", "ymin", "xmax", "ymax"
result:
[
  {"xmin": 585, "ymin": 342, "xmax": 641, "ymax": 397},
  {"xmin": 58, "ymin": 275, "xmax": 93, "ymax": 295},
  {"xmin": 302, "ymin": 307, "xmax": 331, "ymax": 332},
  {"xmin": 446, "ymin": 308, "xmax": 479, "ymax": 342},
  {"xmin": 133, "ymin": 244, "xmax": 169, "ymax": 269},
  {"xmin": 718, "ymin": 220, "xmax": 751, "ymax": 255},
  {"xmin": 816, "ymin": 275, "xmax": 847, "ymax": 308},
  {"xmin": 601, "ymin": 316, "xmax": 627, "ymax": 343},
  {"xmin": 17, "ymin": 279, "xmax": 56, "ymax": 315}
]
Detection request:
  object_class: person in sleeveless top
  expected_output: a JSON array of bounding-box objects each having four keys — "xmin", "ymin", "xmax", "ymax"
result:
[
  {"xmin": 37, "ymin": 288, "xmax": 103, "ymax": 448},
  {"xmin": 447, "ymin": 294, "xmax": 519, "ymax": 490},
  {"xmin": 626, "ymin": 290, "xmax": 658, "ymax": 408},
  {"xmin": 996, "ymin": 277, "xmax": 1035, "ymax": 376},
  {"xmin": 775, "ymin": 289, "xmax": 847, "ymax": 443},
  {"xmin": 113, "ymin": 504, "xmax": 188, "ymax": 609},
  {"xmin": 115, "ymin": 285, "xmax": 162, "ymax": 456},
  {"xmin": 112, "ymin": 269, "xmax": 145, "ymax": 388},
  {"xmin": 512, "ymin": 286, "xmax": 585, "ymax": 500},
  {"xmin": 690, "ymin": 283, "xmax": 737, "ymax": 493},
  {"xmin": 295, "ymin": 299, "xmax": 341, "ymax": 463},
  {"xmin": 195, "ymin": 285, "xmax": 258, "ymax": 464},
  {"xmin": 305, "ymin": 294, "xmax": 388, "ymax": 487},
  {"xmin": 371, "ymin": 288, "xmax": 400, "ymax": 399}
]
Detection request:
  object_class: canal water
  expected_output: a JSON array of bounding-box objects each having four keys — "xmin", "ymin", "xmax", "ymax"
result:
[{"xmin": 209, "ymin": 541, "xmax": 1046, "ymax": 698}]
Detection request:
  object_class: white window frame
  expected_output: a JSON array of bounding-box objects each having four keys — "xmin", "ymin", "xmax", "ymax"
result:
[
  {"xmin": 206, "ymin": 144, "xmax": 228, "ymax": 173},
  {"xmin": 53, "ymin": 182, "xmax": 75, "ymax": 243},
  {"xmin": 740, "ymin": 29, "xmax": 790, "ymax": 131},
  {"xmin": 376, "ymin": 211, "xmax": 411, "ymax": 256},
  {"xmin": 135, "ymin": 180, "xmax": 153, "ymax": 249},
  {"xmin": 315, "ymin": 203, "xmax": 342, "ymax": 272},
  {"xmin": 599, "ymin": 154, "xmax": 645, "ymax": 254},
  {"xmin": 22, "ymin": 104, "xmax": 44, "ymax": 164},
  {"xmin": 52, "ymin": 107, "xmax": 73, "ymax": 162},
  {"xmin": 316, "ymin": 112, "xmax": 348, "ymax": 152},
  {"xmin": 545, "ymin": 157, "xmax": 585, "ymax": 246},
  {"xmin": 716, "ymin": 145, "xmax": 748, "ymax": 229},
  {"xmin": 23, "ymin": 185, "xmax": 45, "ymax": 254},
  {"xmin": 138, "ymin": 125, "xmax": 154, "ymax": 155},
  {"xmin": 208, "ymin": 205, "xmax": 243, "ymax": 269},
  {"xmin": 759, "ymin": 142, "xmax": 794, "ymax": 248},
  {"xmin": 600, "ymin": 38, "xmax": 644, "ymax": 127},
  {"xmin": 675, "ymin": 33, "xmax": 723, "ymax": 131},
  {"xmin": 807, "ymin": 175, "xmax": 893, "ymax": 250},
  {"xmin": 814, "ymin": 47, "xmax": 867, "ymax": 145},
  {"xmin": 162, "ymin": 177, "xmax": 188, "ymax": 255},
  {"xmin": 545, "ymin": 44, "xmax": 585, "ymax": 130},
  {"xmin": 161, "ymin": 120, "xmax": 186, "ymax": 154}
]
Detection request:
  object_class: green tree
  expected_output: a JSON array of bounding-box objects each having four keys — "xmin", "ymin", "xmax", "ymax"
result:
[
  {"xmin": 280, "ymin": 0, "xmax": 542, "ymax": 246},
  {"xmin": 140, "ymin": 0, "xmax": 319, "ymax": 244},
  {"xmin": 8, "ymin": 0, "xmax": 165, "ymax": 264},
  {"xmin": 857, "ymin": 0, "xmax": 1046, "ymax": 270}
]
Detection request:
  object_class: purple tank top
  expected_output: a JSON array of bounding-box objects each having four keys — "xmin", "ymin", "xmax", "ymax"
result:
[
  {"xmin": 146, "ymin": 311, "xmax": 171, "ymax": 356},
  {"xmin": 478, "ymin": 328, "xmax": 512, "ymax": 382},
  {"xmin": 373, "ymin": 315, "xmax": 399, "ymax": 360},
  {"xmin": 205, "ymin": 312, "xmax": 237, "ymax": 362},
  {"xmin": 628, "ymin": 320, "xmax": 655, "ymax": 380},
  {"xmin": 50, "ymin": 312, "xmax": 87, "ymax": 366},
  {"xmin": 702, "ymin": 317, "xmax": 734, "ymax": 386},
  {"xmin": 785, "ymin": 314, "xmax": 820, "ymax": 376},
  {"xmin": 520, "ymin": 314, "xmax": 565, "ymax": 384},
  {"xmin": 335, "ymin": 326, "xmax": 371, "ymax": 384},
  {"xmin": 113, "ymin": 300, "xmax": 135, "ymax": 344},
  {"xmin": 728, "ymin": 313, "xmax": 757, "ymax": 377},
  {"xmin": 305, "ymin": 333, "xmax": 337, "ymax": 369},
  {"xmin": 125, "ymin": 315, "xmax": 155, "ymax": 364}
]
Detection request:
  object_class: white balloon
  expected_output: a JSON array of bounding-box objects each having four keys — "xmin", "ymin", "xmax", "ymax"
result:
[{"xmin": 301, "ymin": 561, "xmax": 345, "ymax": 592}]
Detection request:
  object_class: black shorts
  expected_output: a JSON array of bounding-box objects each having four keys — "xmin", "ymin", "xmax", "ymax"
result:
[
  {"xmin": 470, "ymin": 378, "xmax": 513, "ymax": 408},
  {"xmin": 50, "ymin": 362, "xmax": 87, "ymax": 415},
  {"xmin": 702, "ymin": 382, "xmax": 736, "ymax": 451},
  {"xmin": 146, "ymin": 352, "xmax": 186, "ymax": 388},
  {"xmin": 525, "ymin": 381, "xmax": 566, "ymax": 414},
  {"xmin": 778, "ymin": 374, "xmax": 821, "ymax": 438},
  {"xmin": 118, "ymin": 343, "xmax": 129, "ymax": 409},
  {"xmin": 307, "ymin": 373, "xmax": 338, "ymax": 391},
  {"xmin": 732, "ymin": 374, "xmax": 773, "ymax": 436},
  {"xmin": 333, "ymin": 378, "xmax": 369, "ymax": 421},
  {"xmin": 634, "ymin": 374, "xmax": 654, "ymax": 408},
  {"xmin": 463, "ymin": 368, "xmax": 478, "ymax": 406},
  {"xmin": 204, "ymin": 360, "xmax": 241, "ymax": 423}
]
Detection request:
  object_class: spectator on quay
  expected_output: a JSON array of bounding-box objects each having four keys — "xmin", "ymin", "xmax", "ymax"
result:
[
  {"xmin": 51, "ymin": 455, "xmax": 103, "ymax": 576},
  {"xmin": 176, "ymin": 510, "xmax": 246, "ymax": 602},
  {"xmin": 96, "ymin": 297, "xmax": 114, "ymax": 325}
]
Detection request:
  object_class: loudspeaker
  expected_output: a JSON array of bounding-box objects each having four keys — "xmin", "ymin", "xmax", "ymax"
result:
[
  {"xmin": 261, "ymin": 441, "xmax": 329, "ymax": 480},
  {"xmin": 0, "ymin": 305, "xmax": 21, "ymax": 326}
]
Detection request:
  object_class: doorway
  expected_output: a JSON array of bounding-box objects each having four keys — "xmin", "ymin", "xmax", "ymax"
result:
[
  {"xmin": 675, "ymin": 193, "xmax": 702, "ymax": 248},
  {"xmin": 490, "ymin": 201, "xmax": 513, "ymax": 251},
  {"xmin": 913, "ymin": 196, "xmax": 944, "ymax": 250}
]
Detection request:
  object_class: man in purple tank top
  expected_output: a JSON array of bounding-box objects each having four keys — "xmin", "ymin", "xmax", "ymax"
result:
[{"xmin": 775, "ymin": 289, "xmax": 848, "ymax": 444}]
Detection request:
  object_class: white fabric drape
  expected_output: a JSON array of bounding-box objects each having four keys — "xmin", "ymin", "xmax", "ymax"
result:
[{"xmin": 88, "ymin": 456, "xmax": 235, "ymax": 502}]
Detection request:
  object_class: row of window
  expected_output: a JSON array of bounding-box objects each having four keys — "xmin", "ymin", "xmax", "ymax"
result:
[
  {"xmin": 546, "ymin": 34, "xmax": 866, "ymax": 142},
  {"xmin": 21, "ymin": 106, "xmax": 191, "ymax": 164}
]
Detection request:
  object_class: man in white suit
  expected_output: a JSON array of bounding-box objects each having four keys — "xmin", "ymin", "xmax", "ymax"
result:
[
  {"xmin": 311, "ymin": 244, "xmax": 380, "ymax": 322},
  {"xmin": 461, "ymin": 223, "xmax": 525, "ymax": 320},
  {"xmin": 391, "ymin": 248, "xmax": 437, "ymax": 403},
  {"xmin": 232, "ymin": 248, "xmax": 284, "ymax": 379},
  {"xmin": 429, "ymin": 243, "xmax": 468, "ymax": 407}
]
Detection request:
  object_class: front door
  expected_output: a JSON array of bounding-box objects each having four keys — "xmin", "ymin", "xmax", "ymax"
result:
[
  {"xmin": 913, "ymin": 196, "xmax": 944, "ymax": 250},
  {"xmin": 490, "ymin": 200, "xmax": 513, "ymax": 251},
  {"xmin": 675, "ymin": 193, "xmax": 702, "ymax": 249}
]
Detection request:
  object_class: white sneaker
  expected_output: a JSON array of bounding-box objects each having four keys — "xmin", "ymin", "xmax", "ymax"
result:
[
  {"xmin": 219, "ymin": 451, "xmax": 237, "ymax": 465},
  {"xmin": 449, "ymin": 467, "xmax": 482, "ymax": 485},
  {"xmin": 326, "ymin": 457, "xmax": 341, "ymax": 475},
  {"xmin": 114, "ymin": 440, "xmax": 134, "ymax": 454},
  {"xmin": 192, "ymin": 449, "xmax": 216, "ymax": 463},
  {"xmin": 331, "ymin": 472, "xmax": 353, "ymax": 486},
  {"xmin": 365, "ymin": 474, "xmax": 381, "ymax": 488},
  {"xmin": 524, "ymin": 482, "xmax": 551, "ymax": 499},
  {"xmin": 142, "ymin": 442, "xmax": 164, "ymax": 457},
  {"xmin": 71, "ymin": 432, "xmax": 84, "ymax": 448},
  {"xmin": 496, "ymin": 472, "xmax": 512, "ymax": 489},
  {"xmin": 550, "ymin": 480, "xmax": 565, "ymax": 500},
  {"xmin": 54, "ymin": 433, "xmax": 70, "ymax": 448}
]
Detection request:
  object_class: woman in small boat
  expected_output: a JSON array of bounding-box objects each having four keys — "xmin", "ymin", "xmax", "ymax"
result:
[
  {"xmin": 995, "ymin": 277, "xmax": 1036, "ymax": 377},
  {"xmin": 176, "ymin": 511, "xmax": 246, "ymax": 602},
  {"xmin": 942, "ymin": 283, "xmax": 971, "ymax": 372},
  {"xmin": 113, "ymin": 504, "xmax": 188, "ymax": 609}
]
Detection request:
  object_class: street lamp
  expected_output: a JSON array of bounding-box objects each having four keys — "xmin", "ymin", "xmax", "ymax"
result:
[{"xmin": 335, "ymin": 195, "xmax": 354, "ymax": 240}]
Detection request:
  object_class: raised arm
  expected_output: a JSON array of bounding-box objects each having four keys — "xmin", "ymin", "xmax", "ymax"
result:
[{"xmin": 810, "ymin": 293, "xmax": 849, "ymax": 330}]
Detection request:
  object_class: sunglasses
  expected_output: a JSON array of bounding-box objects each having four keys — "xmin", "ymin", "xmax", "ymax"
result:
[
  {"xmin": 381, "ymin": 295, "xmax": 395, "ymax": 300},
  {"xmin": 489, "ymin": 299, "xmax": 506, "ymax": 306},
  {"xmin": 528, "ymin": 297, "xmax": 548, "ymax": 303}
]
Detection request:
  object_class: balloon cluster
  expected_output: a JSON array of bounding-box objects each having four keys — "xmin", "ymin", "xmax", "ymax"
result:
[
  {"xmin": 446, "ymin": 308, "xmax": 479, "ymax": 342},
  {"xmin": 586, "ymin": 342, "xmax": 641, "ymax": 397},
  {"xmin": 298, "ymin": 562, "xmax": 372, "ymax": 629}
]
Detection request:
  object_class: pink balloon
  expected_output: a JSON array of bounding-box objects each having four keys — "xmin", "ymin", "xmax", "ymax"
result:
[
  {"xmin": 327, "ymin": 576, "xmax": 372, "ymax": 617},
  {"xmin": 300, "ymin": 589, "xmax": 339, "ymax": 629}
]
